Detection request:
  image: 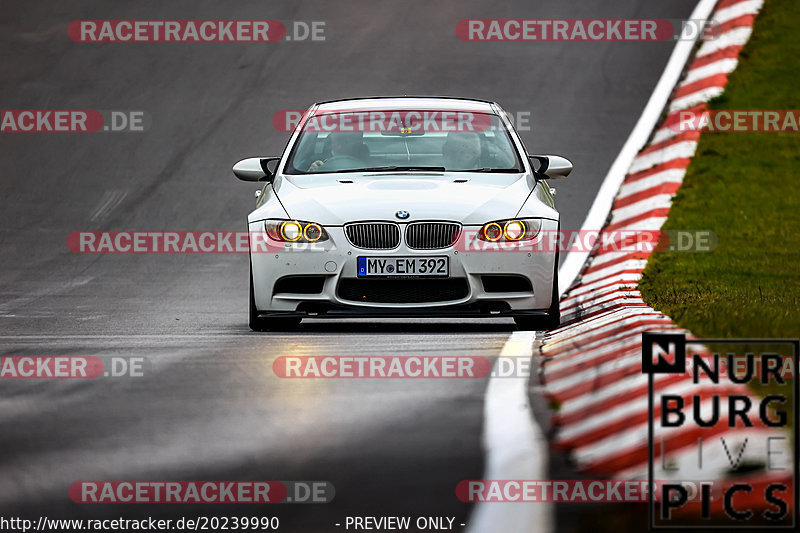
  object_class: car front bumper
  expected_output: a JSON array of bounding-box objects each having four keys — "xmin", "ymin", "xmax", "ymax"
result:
[{"xmin": 248, "ymin": 219, "xmax": 558, "ymax": 318}]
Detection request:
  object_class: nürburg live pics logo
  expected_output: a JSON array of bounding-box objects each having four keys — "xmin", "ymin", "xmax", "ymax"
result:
[{"xmin": 643, "ymin": 332, "xmax": 798, "ymax": 529}]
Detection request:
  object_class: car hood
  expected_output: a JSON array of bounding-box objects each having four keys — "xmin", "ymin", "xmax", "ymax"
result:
[{"xmin": 249, "ymin": 173, "xmax": 537, "ymax": 225}]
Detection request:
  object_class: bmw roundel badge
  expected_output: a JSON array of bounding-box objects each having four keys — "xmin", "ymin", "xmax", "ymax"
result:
[{"xmin": 396, "ymin": 210, "xmax": 410, "ymax": 219}]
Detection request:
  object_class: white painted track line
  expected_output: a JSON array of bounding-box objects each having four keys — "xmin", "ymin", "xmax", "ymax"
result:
[
  {"xmin": 465, "ymin": 331, "xmax": 552, "ymax": 533},
  {"xmin": 558, "ymin": 0, "xmax": 720, "ymax": 295}
]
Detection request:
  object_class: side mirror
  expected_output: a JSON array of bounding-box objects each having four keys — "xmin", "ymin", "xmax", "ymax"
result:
[
  {"xmin": 232, "ymin": 157, "xmax": 281, "ymax": 182},
  {"xmin": 528, "ymin": 155, "xmax": 573, "ymax": 179}
]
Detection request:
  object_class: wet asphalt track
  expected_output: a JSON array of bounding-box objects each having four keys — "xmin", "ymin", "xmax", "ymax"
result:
[{"xmin": 0, "ymin": 0, "xmax": 696, "ymax": 531}]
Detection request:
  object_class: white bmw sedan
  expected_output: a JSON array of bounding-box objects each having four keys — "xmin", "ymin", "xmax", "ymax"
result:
[{"xmin": 234, "ymin": 97, "xmax": 571, "ymax": 331}]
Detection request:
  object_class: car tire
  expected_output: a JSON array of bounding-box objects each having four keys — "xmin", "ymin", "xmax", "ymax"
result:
[
  {"xmin": 249, "ymin": 264, "xmax": 301, "ymax": 332},
  {"xmin": 514, "ymin": 249, "xmax": 560, "ymax": 331},
  {"xmin": 542, "ymin": 259, "xmax": 560, "ymax": 330}
]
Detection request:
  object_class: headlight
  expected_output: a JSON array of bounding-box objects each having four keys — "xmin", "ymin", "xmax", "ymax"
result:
[
  {"xmin": 265, "ymin": 220, "xmax": 329, "ymax": 242},
  {"xmin": 478, "ymin": 219, "xmax": 541, "ymax": 242}
]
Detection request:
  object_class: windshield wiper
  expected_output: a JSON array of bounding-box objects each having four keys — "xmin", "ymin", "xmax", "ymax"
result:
[
  {"xmin": 304, "ymin": 166, "xmax": 441, "ymax": 174},
  {"xmin": 451, "ymin": 168, "xmax": 522, "ymax": 173},
  {"xmin": 308, "ymin": 165, "xmax": 517, "ymax": 174},
  {"xmin": 358, "ymin": 165, "xmax": 446, "ymax": 172}
]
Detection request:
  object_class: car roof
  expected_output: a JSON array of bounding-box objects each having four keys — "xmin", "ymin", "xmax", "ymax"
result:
[{"xmin": 313, "ymin": 96, "xmax": 499, "ymax": 113}]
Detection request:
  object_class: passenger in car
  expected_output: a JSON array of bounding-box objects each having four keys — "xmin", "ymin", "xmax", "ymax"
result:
[{"xmin": 442, "ymin": 132, "xmax": 482, "ymax": 170}]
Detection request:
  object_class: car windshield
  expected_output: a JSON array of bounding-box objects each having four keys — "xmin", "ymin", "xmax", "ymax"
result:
[{"xmin": 283, "ymin": 111, "xmax": 523, "ymax": 174}]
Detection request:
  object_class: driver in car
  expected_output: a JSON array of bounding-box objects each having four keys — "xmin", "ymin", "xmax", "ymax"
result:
[{"xmin": 308, "ymin": 132, "xmax": 366, "ymax": 172}]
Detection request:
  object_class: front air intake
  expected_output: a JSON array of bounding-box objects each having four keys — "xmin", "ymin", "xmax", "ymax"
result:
[
  {"xmin": 337, "ymin": 278, "xmax": 469, "ymax": 303},
  {"xmin": 273, "ymin": 276, "xmax": 326, "ymax": 294},
  {"xmin": 481, "ymin": 275, "xmax": 533, "ymax": 293}
]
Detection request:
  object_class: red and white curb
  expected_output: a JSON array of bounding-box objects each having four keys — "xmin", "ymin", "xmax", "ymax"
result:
[{"xmin": 540, "ymin": 0, "xmax": 794, "ymax": 496}]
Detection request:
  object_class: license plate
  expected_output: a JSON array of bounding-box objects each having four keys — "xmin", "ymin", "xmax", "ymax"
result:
[{"xmin": 357, "ymin": 256, "xmax": 449, "ymax": 278}]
